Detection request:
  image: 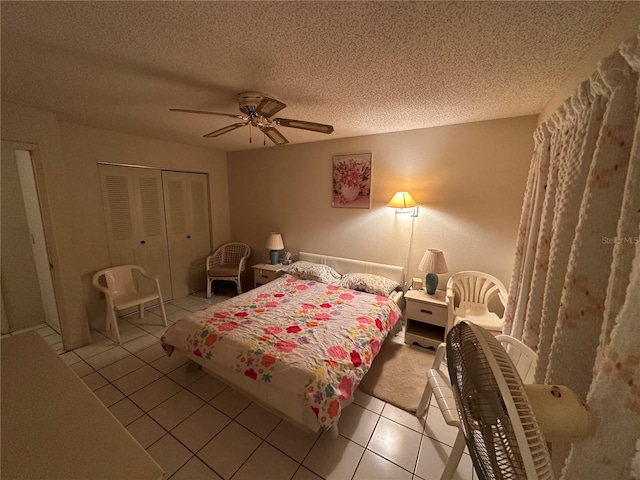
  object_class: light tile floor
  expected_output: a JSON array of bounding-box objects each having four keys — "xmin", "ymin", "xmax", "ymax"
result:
[
  {"xmin": 3, "ymin": 323, "xmax": 65, "ymax": 352},
  {"xmin": 28, "ymin": 290, "xmax": 476, "ymax": 480}
]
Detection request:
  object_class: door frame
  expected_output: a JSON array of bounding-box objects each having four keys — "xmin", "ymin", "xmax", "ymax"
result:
[{"xmin": 1, "ymin": 140, "xmax": 68, "ymax": 343}]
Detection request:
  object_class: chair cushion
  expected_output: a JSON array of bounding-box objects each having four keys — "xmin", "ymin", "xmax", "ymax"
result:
[
  {"xmin": 208, "ymin": 265, "xmax": 240, "ymax": 277},
  {"xmin": 455, "ymin": 301, "xmax": 503, "ymax": 331}
]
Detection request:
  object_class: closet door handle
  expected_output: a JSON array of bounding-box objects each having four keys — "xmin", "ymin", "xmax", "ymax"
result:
[
  {"xmin": 187, "ymin": 235, "xmax": 191, "ymax": 239},
  {"xmin": 140, "ymin": 240, "xmax": 146, "ymax": 244}
]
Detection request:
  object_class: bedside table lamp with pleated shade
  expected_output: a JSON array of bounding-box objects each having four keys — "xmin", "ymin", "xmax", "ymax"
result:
[
  {"xmin": 418, "ymin": 248, "xmax": 448, "ymax": 295},
  {"xmin": 266, "ymin": 232, "xmax": 284, "ymax": 265}
]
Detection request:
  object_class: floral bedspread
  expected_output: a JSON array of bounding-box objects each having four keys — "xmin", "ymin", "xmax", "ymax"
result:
[{"xmin": 161, "ymin": 276, "xmax": 400, "ymax": 429}]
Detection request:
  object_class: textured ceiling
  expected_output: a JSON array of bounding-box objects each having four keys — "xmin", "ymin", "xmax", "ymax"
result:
[{"xmin": 0, "ymin": 1, "xmax": 627, "ymax": 152}]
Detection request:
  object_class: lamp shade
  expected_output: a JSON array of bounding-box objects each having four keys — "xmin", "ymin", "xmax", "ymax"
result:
[
  {"xmin": 387, "ymin": 191, "xmax": 417, "ymax": 209},
  {"xmin": 266, "ymin": 232, "xmax": 284, "ymax": 250},
  {"xmin": 418, "ymin": 248, "xmax": 448, "ymax": 274}
]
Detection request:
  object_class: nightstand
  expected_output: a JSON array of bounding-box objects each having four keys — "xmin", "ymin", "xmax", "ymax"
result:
[
  {"xmin": 404, "ymin": 289, "xmax": 449, "ymax": 349},
  {"xmin": 252, "ymin": 263, "xmax": 287, "ymax": 288}
]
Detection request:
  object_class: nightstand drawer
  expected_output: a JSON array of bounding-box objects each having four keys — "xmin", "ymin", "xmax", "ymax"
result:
[
  {"xmin": 252, "ymin": 263, "xmax": 287, "ymax": 289},
  {"xmin": 406, "ymin": 300, "xmax": 448, "ymax": 327},
  {"xmin": 255, "ymin": 269, "xmax": 280, "ymax": 283}
]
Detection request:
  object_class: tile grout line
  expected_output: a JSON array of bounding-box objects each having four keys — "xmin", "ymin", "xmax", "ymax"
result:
[
  {"xmin": 44, "ymin": 293, "xmax": 462, "ymax": 480},
  {"xmin": 126, "ymin": 370, "xmax": 232, "ymax": 479}
]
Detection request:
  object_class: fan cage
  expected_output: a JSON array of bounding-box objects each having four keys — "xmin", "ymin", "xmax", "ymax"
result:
[{"xmin": 446, "ymin": 322, "xmax": 553, "ymax": 480}]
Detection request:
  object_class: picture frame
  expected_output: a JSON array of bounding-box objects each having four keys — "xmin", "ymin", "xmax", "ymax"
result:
[{"xmin": 331, "ymin": 153, "xmax": 372, "ymax": 209}]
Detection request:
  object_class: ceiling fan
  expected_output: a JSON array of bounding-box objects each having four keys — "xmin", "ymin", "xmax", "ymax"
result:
[{"xmin": 170, "ymin": 91, "xmax": 334, "ymax": 146}]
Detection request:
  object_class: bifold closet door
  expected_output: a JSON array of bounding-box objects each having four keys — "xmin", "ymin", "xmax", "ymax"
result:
[
  {"xmin": 162, "ymin": 171, "xmax": 211, "ymax": 298},
  {"xmin": 98, "ymin": 164, "xmax": 173, "ymax": 300}
]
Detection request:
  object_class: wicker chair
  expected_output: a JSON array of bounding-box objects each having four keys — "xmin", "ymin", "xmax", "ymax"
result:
[{"xmin": 206, "ymin": 242, "xmax": 251, "ymax": 297}]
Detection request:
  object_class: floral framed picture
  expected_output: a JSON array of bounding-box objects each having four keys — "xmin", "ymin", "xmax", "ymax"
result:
[{"xmin": 332, "ymin": 153, "xmax": 372, "ymax": 209}]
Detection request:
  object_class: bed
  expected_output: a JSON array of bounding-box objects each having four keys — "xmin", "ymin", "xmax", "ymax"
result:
[{"xmin": 161, "ymin": 252, "xmax": 405, "ymax": 432}]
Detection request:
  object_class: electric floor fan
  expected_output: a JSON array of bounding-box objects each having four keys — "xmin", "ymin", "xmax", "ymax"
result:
[{"xmin": 446, "ymin": 322, "xmax": 593, "ymax": 479}]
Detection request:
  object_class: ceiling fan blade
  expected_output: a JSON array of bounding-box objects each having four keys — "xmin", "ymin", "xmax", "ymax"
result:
[
  {"xmin": 170, "ymin": 108, "xmax": 245, "ymax": 120},
  {"xmin": 203, "ymin": 122, "xmax": 249, "ymax": 138},
  {"xmin": 259, "ymin": 125, "xmax": 289, "ymax": 145},
  {"xmin": 255, "ymin": 97, "xmax": 286, "ymax": 118},
  {"xmin": 274, "ymin": 118, "xmax": 334, "ymax": 134}
]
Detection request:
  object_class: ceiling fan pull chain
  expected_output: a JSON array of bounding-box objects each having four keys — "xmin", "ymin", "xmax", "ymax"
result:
[
  {"xmin": 249, "ymin": 125, "xmax": 252, "ymax": 143},
  {"xmin": 264, "ymin": 131, "xmax": 266, "ymax": 146}
]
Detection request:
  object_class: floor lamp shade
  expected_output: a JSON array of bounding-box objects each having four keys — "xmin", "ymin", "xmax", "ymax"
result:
[
  {"xmin": 418, "ymin": 248, "xmax": 448, "ymax": 294},
  {"xmin": 266, "ymin": 232, "xmax": 284, "ymax": 265}
]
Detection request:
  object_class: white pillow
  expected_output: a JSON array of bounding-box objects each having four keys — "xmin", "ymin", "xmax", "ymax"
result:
[
  {"xmin": 338, "ymin": 273, "xmax": 399, "ymax": 296},
  {"xmin": 284, "ymin": 261, "xmax": 342, "ymax": 284}
]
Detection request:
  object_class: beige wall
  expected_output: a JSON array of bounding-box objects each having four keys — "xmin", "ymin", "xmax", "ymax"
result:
[
  {"xmin": 228, "ymin": 115, "xmax": 537, "ymax": 291},
  {"xmin": 539, "ymin": 4, "xmax": 639, "ymax": 122},
  {"xmin": 1, "ymin": 102, "xmax": 230, "ymax": 349}
]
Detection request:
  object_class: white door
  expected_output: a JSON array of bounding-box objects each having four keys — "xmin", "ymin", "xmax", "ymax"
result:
[
  {"xmin": 1, "ymin": 147, "xmax": 59, "ymax": 333},
  {"xmin": 98, "ymin": 164, "xmax": 173, "ymax": 300},
  {"xmin": 162, "ymin": 171, "xmax": 211, "ymax": 298},
  {"xmin": 15, "ymin": 150, "xmax": 61, "ymax": 332}
]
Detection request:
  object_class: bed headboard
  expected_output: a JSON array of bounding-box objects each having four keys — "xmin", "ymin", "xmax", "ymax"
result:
[{"xmin": 299, "ymin": 252, "xmax": 405, "ymax": 288}]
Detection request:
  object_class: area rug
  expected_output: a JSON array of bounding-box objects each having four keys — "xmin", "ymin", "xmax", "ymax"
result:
[{"xmin": 358, "ymin": 340, "xmax": 436, "ymax": 412}]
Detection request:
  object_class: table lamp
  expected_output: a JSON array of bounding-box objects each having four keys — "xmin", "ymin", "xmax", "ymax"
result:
[
  {"xmin": 418, "ymin": 248, "xmax": 448, "ymax": 295},
  {"xmin": 266, "ymin": 232, "xmax": 284, "ymax": 265}
]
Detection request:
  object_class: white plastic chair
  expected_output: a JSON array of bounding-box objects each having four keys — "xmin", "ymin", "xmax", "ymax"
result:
[
  {"xmin": 92, "ymin": 265, "xmax": 168, "ymax": 345},
  {"xmin": 416, "ymin": 332, "xmax": 537, "ymax": 480},
  {"xmin": 206, "ymin": 242, "xmax": 251, "ymax": 297},
  {"xmin": 447, "ymin": 271, "xmax": 508, "ymax": 334}
]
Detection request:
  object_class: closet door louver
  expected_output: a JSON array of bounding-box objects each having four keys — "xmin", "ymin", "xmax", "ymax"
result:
[
  {"xmin": 104, "ymin": 174, "xmax": 134, "ymax": 242},
  {"xmin": 98, "ymin": 164, "xmax": 173, "ymax": 300},
  {"xmin": 162, "ymin": 171, "xmax": 211, "ymax": 298}
]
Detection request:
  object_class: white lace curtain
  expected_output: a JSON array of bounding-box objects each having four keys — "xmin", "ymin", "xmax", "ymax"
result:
[{"xmin": 504, "ymin": 30, "xmax": 640, "ymax": 479}]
